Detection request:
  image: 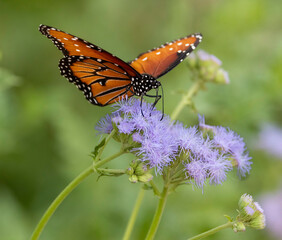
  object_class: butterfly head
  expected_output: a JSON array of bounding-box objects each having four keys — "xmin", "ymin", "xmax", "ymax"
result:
[{"xmin": 132, "ymin": 74, "xmax": 160, "ymax": 96}]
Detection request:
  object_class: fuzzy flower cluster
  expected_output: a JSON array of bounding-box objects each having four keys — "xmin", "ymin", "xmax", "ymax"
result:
[{"xmin": 96, "ymin": 98, "xmax": 252, "ymax": 189}]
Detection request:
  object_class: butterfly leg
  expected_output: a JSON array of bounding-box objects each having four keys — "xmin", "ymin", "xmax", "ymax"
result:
[
  {"xmin": 145, "ymin": 89, "xmax": 161, "ymax": 111},
  {"xmin": 140, "ymin": 94, "xmax": 145, "ymax": 117},
  {"xmin": 145, "ymin": 85, "xmax": 165, "ymax": 120}
]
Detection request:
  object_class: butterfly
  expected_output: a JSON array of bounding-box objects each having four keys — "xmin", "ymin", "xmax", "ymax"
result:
[{"xmin": 39, "ymin": 24, "xmax": 202, "ymax": 107}]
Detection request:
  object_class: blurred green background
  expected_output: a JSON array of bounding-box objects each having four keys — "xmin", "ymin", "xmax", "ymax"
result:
[{"xmin": 0, "ymin": 0, "xmax": 282, "ymax": 239}]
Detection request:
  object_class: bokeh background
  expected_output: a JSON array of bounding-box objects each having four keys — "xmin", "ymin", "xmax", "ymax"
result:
[{"xmin": 1, "ymin": 0, "xmax": 282, "ymax": 239}]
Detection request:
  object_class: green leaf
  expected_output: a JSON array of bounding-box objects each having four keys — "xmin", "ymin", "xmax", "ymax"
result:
[
  {"xmin": 91, "ymin": 137, "xmax": 106, "ymax": 159},
  {"xmin": 224, "ymin": 215, "xmax": 233, "ymax": 222}
]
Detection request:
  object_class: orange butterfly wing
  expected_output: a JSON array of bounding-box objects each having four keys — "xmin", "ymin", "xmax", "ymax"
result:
[
  {"xmin": 129, "ymin": 34, "xmax": 202, "ymax": 79},
  {"xmin": 39, "ymin": 24, "xmax": 140, "ymax": 106}
]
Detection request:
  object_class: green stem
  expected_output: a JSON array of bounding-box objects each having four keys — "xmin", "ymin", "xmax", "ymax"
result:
[
  {"xmin": 171, "ymin": 80, "xmax": 202, "ymax": 121},
  {"xmin": 97, "ymin": 168, "xmax": 126, "ymax": 175},
  {"xmin": 95, "ymin": 129, "xmax": 116, "ymax": 161},
  {"xmin": 149, "ymin": 180, "xmax": 161, "ymax": 197},
  {"xmin": 30, "ymin": 166, "xmax": 94, "ymax": 240},
  {"xmin": 187, "ymin": 222, "xmax": 234, "ymax": 240},
  {"xmin": 145, "ymin": 186, "xmax": 169, "ymax": 240},
  {"xmin": 31, "ymin": 149, "xmax": 125, "ymax": 240},
  {"xmin": 122, "ymin": 188, "xmax": 145, "ymax": 240},
  {"xmin": 94, "ymin": 149, "xmax": 125, "ymax": 169}
]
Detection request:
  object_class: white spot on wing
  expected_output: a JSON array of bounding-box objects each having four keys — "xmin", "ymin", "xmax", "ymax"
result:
[
  {"xmin": 142, "ymin": 57, "xmax": 148, "ymax": 61},
  {"xmin": 76, "ymin": 49, "xmax": 81, "ymax": 52},
  {"xmin": 156, "ymin": 52, "xmax": 161, "ymax": 55},
  {"xmin": 169, "ymin": 48, "xmax": 173, "ymax": 51},
  {"xmin": 177, "ymin": 42, "xmax": 183, "ymax": 46}
]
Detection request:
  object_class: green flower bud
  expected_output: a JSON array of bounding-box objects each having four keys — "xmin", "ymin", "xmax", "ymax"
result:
[
  {"xmin": 239, "ymin": 194, "xmax": 254, "ymax": 211},
  {"xmin": 214, "ymin": 68, "xmax": 230, "ymax": 84},
  {"xmin": 232, "ymin": 221, "xmax": 246, "ymax": 232},
  {"xmin": 249, "ymin": 213, "xmax": 266, "ymax": 230},
  {"xmin": 129, "ymin": 175, "xmax": 138, "ymax": 183},
  {"xmin": 237, "ymin": 193, "xmax": 266, "ymax": 230},
  {"xmin": 135, "ymin": 162, "xmax": 147, "ymax": 176},
  {"xmin": 138, "ymin": 173, "xmax": 153, "ymax": 183}
]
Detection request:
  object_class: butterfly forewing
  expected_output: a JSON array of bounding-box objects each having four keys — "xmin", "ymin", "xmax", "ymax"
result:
[
  {"xmin": 39, "ymin": 24, "xmax": 141, "ymax": 105},
  {"xmin": 129, "ymin": 34, "xmax": 202, "ymax": 79}
]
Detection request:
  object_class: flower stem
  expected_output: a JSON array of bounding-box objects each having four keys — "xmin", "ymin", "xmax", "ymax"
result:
[
  {"xmin": 31, "ymin": 149, "xmax": 125, "ymax": 240},
  {"xmin": 95, "ymin": 129, "xmax": 116, "ymax": 161},
  {"xmin": 187, "ymin": 222, "xmax": 234, "ymax": 240},
  {"xmin": 122, "ymin": 188, "xmax": 145, "ymax": 240},
  {"xmin": 171, "ymin": 80, "xmax": 202, "ymax": 121},
  {"xmin": 149, "ymin": 180, "xmax": 161, "ymax": 197},
  {"xmin": 94, "ymin": 148, "xmax": 125, "ymax": 169},
  {"xmin": 145, "ymin": 186, "xmax": 169, "ymax": 240},
  {"xmin": 30, "ymin": 166, "xmax": 94, "ymax": 240}
]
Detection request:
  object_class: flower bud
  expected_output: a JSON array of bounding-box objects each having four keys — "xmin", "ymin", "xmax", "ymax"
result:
[
  {"xmin": 127, "ymin": 160, "xmax": 152, "ymax": 183},
  {"xmin": 214, "ymin": 68, "xmax": 230, "ymax": 84},
  {"xmin": 249, "ymin": 213, "xmax": 266, "ymax": 230},
  {"xmin": 239, "ymin": 194, "xmax": 253, "ymax": 210},
  {"xmin": 135, "ymin": 162, "xmax": 147, "ymax": 176},
  {"xmin": 129, "ymin": 174, "xmax": 138, "ymax": 183},
  {"xmin": 237, "ymin": 193, "xmax": 266, "ymax": 230},
  {"xmin": 138, "ymin": 173, "xmax": 153, "ymax": 183},
  {"xmin": 232, "ymin": 221, "xmax": 246, "ymax": 232}
]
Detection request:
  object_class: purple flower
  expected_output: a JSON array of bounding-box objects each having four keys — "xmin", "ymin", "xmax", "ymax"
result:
[
  {"xmin": 185, "ymin": 159, "xmax": 207, "ymax": 189},
  {"xmin": 95, "ymin": 114, "xmax": 113, "ymax": 134},
  {"xmin": 198, "ymin": 115, "xmax": 252, "ymax": 178},
  {"xmin": 207, "ymin": 155, "xmax": 233, "ymax": 185},
  {"xmin": 96, "ymin": 99, "xmax": 252, "ymax": 189},
  {"xmin": 197, "ymin": 50, "xmax": 222, "ymax": 66}
]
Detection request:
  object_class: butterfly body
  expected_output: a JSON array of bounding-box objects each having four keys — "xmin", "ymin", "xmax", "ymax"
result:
[{"xmin": 39, "ymin": 24, "xmax": 202, "ymax": 106}]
